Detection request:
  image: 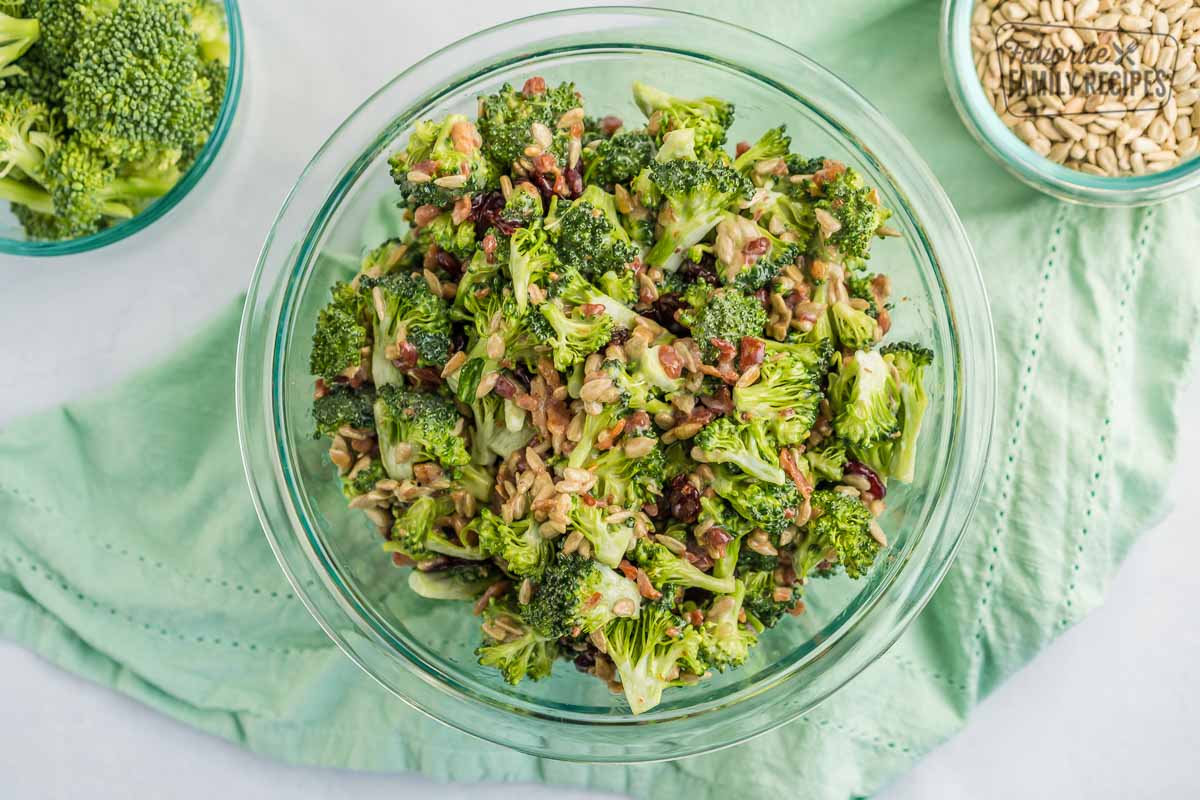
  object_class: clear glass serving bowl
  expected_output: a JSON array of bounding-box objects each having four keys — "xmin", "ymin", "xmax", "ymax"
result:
[
  {"xmin": 0, "ymin": 0, "xmax": 244, "ymax": 257},
  {"xmin": 941, "ymin": 0, "xmax": 1200, "ymax": 205},
  {"xmin": 237, "ymin": 7, "xmax": 996, "ymax": 762}
]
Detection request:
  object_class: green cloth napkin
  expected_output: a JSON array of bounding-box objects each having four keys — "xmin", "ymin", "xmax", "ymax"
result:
[{"xmin": 3, "ymin": 1, "xmax": 1200, "ymax": 797}]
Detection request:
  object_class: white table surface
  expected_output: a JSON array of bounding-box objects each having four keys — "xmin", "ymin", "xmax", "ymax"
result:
[{"xmin": 2, "ymin": 1, "xmax": 1197, "ymax": 797}]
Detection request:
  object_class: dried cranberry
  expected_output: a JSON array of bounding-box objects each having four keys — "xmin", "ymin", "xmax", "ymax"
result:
[
  {"xmin": 435, "ymin": 249, "xmax": 461, "ymax": 276},
  {"xmin": 844, "ymin": 461, "xmax": 886, "ymax": 499},
  {"xmin": 679, "ymin": 255, "xmax": 719, "ymax": 285},
  {"xmin": 608, "ymin": 327, "xmax": 632, "ymax": 347},
  {"xmin": 644, "ymin": 293, "xmax": 691, "ymax": 337},
  {"xmin": 494, "ymin": 375, "xmax": 517, "ymax": 398},
  {"xmin": 564, "ymin": 166, "xmax": 584, "ymax": 198},
  {"xmin": 666, "ymin": 474, "xmax": 701, "ymax": 524},
  {"xmin": 600, "ymin": 115, "xmax": 623, "ymax": 137},
  {"xmin": 574, "ymin": 652, "xmax": 596, "ymax": 672}
]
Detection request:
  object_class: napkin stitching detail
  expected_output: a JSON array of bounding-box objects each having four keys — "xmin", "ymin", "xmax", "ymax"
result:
[
  {"xmin": 969, "ymin": 202, "xmax": 1071, "ymax": 662},
  {"xmin": 1059, "ymin": 207, "xmax": 1155, "ymax": 630}
]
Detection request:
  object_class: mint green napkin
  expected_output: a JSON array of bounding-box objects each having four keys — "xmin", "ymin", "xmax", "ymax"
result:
[{"xmin": 3, "ymin": 1, "xmax": 1199, "ymax": 797}]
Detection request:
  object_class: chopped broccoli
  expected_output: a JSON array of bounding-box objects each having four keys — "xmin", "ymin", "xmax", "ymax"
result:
[
  {"xmin": 604, "ymin": 603, "xmax": 704, "ymax": 714},
  {"xmin": 591, "ymin": 433, "xmax": 666, "ymax": 509},
  {"xmin": 713, "ymin": 211, "xmax": 801, "ymax": 291},
  {"xmin": 584, "ymin": 129, "xmax": 655, "ymax": 186},
  {"xmin": 311, "ymin": 383, "xmax": 375, "ymax": 439},
  {"xmin": 632, "ymin": 80, "xmax": 734, "ymax": 156},
  {"xmin": 691, "ymin": 417, "xmax": 786, "ymax": 485},
  {"xmin": 566, "ymin": 494, "xmax": 636, "ymax": 569},
  {"xmin": 507, "ymin": 222, "xmax": 556, "ymax": 314},
  {"xmin": 385, "ymin": 494, "xmax": 486, "ymax": 563},
  {"xmin": 468, "ymin": 392, "xmax": 535, "ymax": 466},
  {"xmin": 629, "ymin": 538, "xmax": 736, "ymax": 595},
  {"xmin": 732, "ymin": 125, "xmax": 790, "ymax": 179},
  {"xmin": 678, "ymin": 282, "xmax": 767, "ymax": 361},
  {"xmin": 374, "ymin": 384, "xmax": 470, "ymax": 479},
  {"xmin": 877, "ymin": 342, "xmax": 933, "ymax": 483},
  {"xmin": 0, "ymin": 5, "xmax": 38, "ymax": 79},
  {"xmin": 826, "ymin": 350, "xmax": 901, "ymax": 448},
  {"xmin": 309, "ymin": 281, "xmax": 369, "ymax": 384},
  {"xmin": 805, "ymin": 440, "xmax": 848, "ymax": 483},
  {"xmin": 732, "ymin": 348, "xmax": 823, "ymax": 446},
  {"xmin": 528, "ymin": 298, "xmax": 613, "ymax": 372},
  {"xmin": 796, "ymin": 489, "xmax": 880, "ymax": 579},
  {"xmin": 550, "ymin": 185, "xmax": 638, "ymax": 281},
  {"xmin": 361, "ymin": 271, "xmax": 452, "ymax": 382},
  {"xmin": 407, "ymin": 564, "xmax": 499, "ymax": 601},
  {"xmin": 475, "ymin": 507, "xmax": 551, "ymax": 579},
  {"xmin": 342, "ymin": 460, "xmax": 386, "ymax": 500},
  {"xmin": 814, "ymin": 167, "xmax": 891, "ymax": 260},
  {"xmin": 552, "ymin": 265, "xmax": 644, "ymax": 331},
  {"xmin": 710, "ymin": 464, "xmax": 801, "ymax": 535},
  {"xmin": 0, "ymin": 89, "xmax": 54, "ymax": 180},
  {"xmin": 476, "ymin": 79, "xmax": 578, "ymax": 168},
  {"xmin": 642, "ymin": 158, "xmax": 752, "ymax": 273},
  {"xmin": 697, "ymin": 580, "xmax": 756, "ymax": 671},
  {"xmin": 739, "ymin": 569, "xmax": 799, "ymax": 631},
  {"xmin": 829, "ymin": 300, "xmax": 881, "ymax": 351},
  {"xmin": 388, "ymin": 113, "xmax": 492, "ymax": 207},
  {"xmin": 475, "ymin": 598, "xmax": 560, "ymax": 685},
  {"xmin": 527, "ymin": 553, "xmax": 642, "ymax": 638},
  {"xmin": 418, "ymin": 211, "xmax": 477, "ymax": 261}
]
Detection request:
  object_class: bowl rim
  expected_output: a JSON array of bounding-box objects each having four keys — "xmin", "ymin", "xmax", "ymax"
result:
[
  {"xmin": 0, "ymin": 0, "xmax": 245, "ymax": 256},
  {"xmin": 237, "ymin": 5, "xmax": 997, "ymax": 762},
  {"xmin": 939, "ymin": 0, "xmax": 1200, "ymax": 206}
]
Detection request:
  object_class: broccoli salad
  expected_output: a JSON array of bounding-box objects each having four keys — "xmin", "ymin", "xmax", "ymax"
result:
[
  {"xmin": 309, "ymin": 77, "xmax": 933, "ymax": 714},
  {"xmin": 0, "ymin": 0, "xmax": 230, "ymax": 240}
]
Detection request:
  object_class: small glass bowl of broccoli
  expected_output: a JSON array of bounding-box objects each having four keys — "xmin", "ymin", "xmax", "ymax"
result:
[
  {"xmin": 238, "ymin": 7, "xmax": 996, "ymax": 763},
  {"xmin": 0, "ymin": 0, "xmax": 243, "ymax": 255}
]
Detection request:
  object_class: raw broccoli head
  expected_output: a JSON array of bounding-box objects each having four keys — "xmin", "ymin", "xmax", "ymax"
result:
[
  {"xmin": 388, "ymin": 113, "xmax": 493, "ymax": 207},
  {"xmin": 309, "ymin": 281, "xmax": 369, "ymax": 384},
  {"xmin": 551, "ymin": 185, "xmax": 638, "ymax": 281},
  {"xmin": 188, "ymin": 0, "xmax": 229, "ymax": 65},
  {"xmin": 501, "ymin": 182, "xmax": 544, "ymax": 227},
  {"xmin": 0, "ymin": 89, "xmax": 54, "ymax": 180},
  {"xmin": 566, "ymin": 495, "xmax": 636, "ymax": 569},
  {"xmin": 62, "ymin": 0, "xmax": 217, "ymax": 164},
  {"xmin": 629, "ymin": 538, "xmax": 736, "ymax": 596},
  {"xmin": 584, "ymin": 129, "xmax": 655, "ymax": 187},
  {"xmin": 799, "ymin": 489, "xmax": 880, "ymax": 579},
  {"xmin": 527, "ymin": 553, "xmax": 642, "ymax": 638},
  {"xmin": 452, "ymin": 249, "xmax": 505, "ymax": 337},
  {"xmin": 374, "ymin": 384, "xmax": 469, "ymax": 479},
  {"xmin": 710, "ymin": 464, "xmax": 802, "ymax": 535},
  {"xmin": 827, "ymin": 350, "xmax": 901, "ymax": 448},
  {"xmin": 476, "ymin": 598, "xmax": 560, "ymax": 685},
  {"xmin": 603, "ymin": 603, "xmax": 704, "ymax": 714},
  {"xmin": 474, "ymin": 507, "xmax": 551, "ymax": 580},
  {"xmin": 476, "ymin": 79, "xmax": 579, "ymax": 167},
  {"xmin": 311, "ymin": 383, "xmax": 375, "ymax": 439},
  {"xmin": 691, "ymin": 416, "xmax": 786, "ymax": 485},
  {"xmin": 713, "ymin": 212, "xmax": 801, "ymax": 292},
  {"xmin": 361, "ymin": 271, "xmax": 452, "ymax": 379},
  {"xmin": 632, "ymin": 80, "xmax": 734, "ymax": 156},
  {"xmin": 0, "ymin": 4, "xmax": 40, "ymax": 80},
  {"xmin": 732, "ymin": 348, "xmax": 823, "ymax": 446},
  {"xmin": 814, "ymin": 167, "xmax": 891, "ymax": 260},
  {"xmin": 643, "ymin": 158, "xmax": 752, "ymax": 273},
  {"xmin": 739, "ymin": 569, "xmax": 799, "ymax": 630},
  {"xmin": 590, "ymin": 432, "xmax": 666, "ymax": 509},
  {"xmin": 528, "ymin": 298, "xmax": 613, "ymax": 372},
  {"xmin": 732, "ymin": 125, "xmax": 790, "ymax": 179},
  {"xmin": 747, "ymin": 189, "xmax": 817, "ymax": 250},
  {"xmin": 697, "ymin": 580, "xmax": 757, "ymax": 671},
  {"xmin": 678, "ymin": 282, "xmax": 767, "ymax": 362}
]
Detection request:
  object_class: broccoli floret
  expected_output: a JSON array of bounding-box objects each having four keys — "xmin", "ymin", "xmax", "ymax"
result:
[
  {"xmin": 642, "ymin": 159, "xmax": 752, "ymax": 273},
  {"xmin": 877, "ymin": 342, "xmax": 933, "ymax": 483},
  {"xmin": 467, "ymin": 392, "xmax": 535, "ymax": 466},
  {"xmin": 385, "ymin": 494, "xmax": 486, "ymax": 563},
  {"xmin": 584, "ymin": 129, "xmax": 655, "ymax": 186},
  {"xmin": 739, "ymin": 569, "xmax": 799, "ymax": 631},
  {"xmin": 550, "ymin": 185, "xmax": 638, "ymax": 281},
  {"xmin": 601, "ymin": 359, "xmax": 673, "ymax": 416},
  {"xmin": 596, "ymin": 266, "xmax": 637, "ymax": 306},
  {"xmin": 691, "ymin": 417, "xmax": 786, "ymax": 485},
  {"xmin": 566, "ymin": 494, "xmax": 636, "ymax": 569},
  {"xmin": 846, "ymin": 268, "xmax": 880, "ymax": 318},
  {"xmin": 603, "ymin": 603, "xmax": 704, "ymax": 714},
  {"xmin": 501, "ymin": 181, "xmax": 544, "ymax": 227},
  {"xmin": 591, "ymin": 433, "xmax": 666, "ymax": 509},
  {"xmin": 0, "ymin": 89, "xmax": 54, "ymax": 180},
  {"xmin": 697, "ymin": 580, "xmax": 757, "ymax": 671},
  {"xmin": 342, "ymin": 460, "xmax": 386, "ymax": 500},
  {"xmin": 476, "ymin": 79, "xmax": 578, "ymax": 168},
  {"xmin": 805, "ymin": 440, "xmax": 848, "ymax": 483},
  {"xmin": 388, "ymin": 113, "xmax": 492, "ymax": 207},
  {"xmin": 527, "ymin": 553, "xmax": 642, "ymax": 638},
  {"xmin": 829, "ymin": 301, "xmax": 881, "ymax": 351},
  {"xmin": 62, "ymin": 0, "xmax": 217, "ymax": 164},
  {"xmin": 700, "ymin": 495, "xmax": 754, "ymax": 579},
  {"xmin": 528, "ymin": 298, "xmax": 613, "ymax": 372},
  {"xmin": 746, "ymin": 189, "xmax": 817, "ymax": 250},
  {"xmin": 732, "ymin": 125, "xmax": 790, "ymax": 179},
  {"xmin": 361, "ymin": 271, "xmax": 451, "ymax": 382},
  {"xmin": 455, "ymin": 463, "xmax": 495, "ymax": 503},
  {"xmin": 796, "ymin": 489, "xmax": 880, "ymax": 579},
  {"xmin": 629, "ymin": 538, "xmax": 736, "ymax": 595},
  {"xmin": 826, "ymin": 350, "xmax": 900, "ymax": 448},
  {"xmin": 678, "ymin": 283, "xmax": 767, "ymax": 361},
  {"xmin": 732, "ymin": 348, "xmax": 823, "ymax": 446},
  {"xmin": 0, "ymin": 5, "xmax": 39, "ymax": 79},
  {"xmin": 814, "ymin": 167, "xmax": 891, "ymax": 260},
  {"xmin": 418, "ymin": 211, "xmax": 477, "ymax": 262},
  {"xmin": 632, "ymin": 80, "xmax": 734, "ymax": 156},
  {"xmin": 713, "ymin": 212, "xmax": 800, "ymax": 291},
  {"xmin": 374, "ymin": 384, "xmax": 469, "ymax": 479},
  {"xmin": 474, "ymin": 507, "xmax": 551, "ymax": 580},
  {"xmin": 476, "ymin": 598, "xmax": 560, "ymax": 685},
  {"xmin": 552, "ymin": 265, "xmax": 645, "ymax": 331},
  {"xmin": 188, "ymin": 0, "xmax": 229, "ymax": 66},
  {"xmin": 407, "ymin": 563, "xmax": 499, "ymax": 600},
  {"xmin": 309, "ymin": 281, "xmax": 369, "ymax": 383},
  {"xmin": 311, "ymin": 383, "xmax": 375, "ymax": 439},
  {"xmin": 506, "ymin": 222, "xmax": 556, "ymax": 314},
  {"xmin": 452, "ymin": 249, "xmax": 504, "ymax": 333},
  {"xmin": 710, "ymin": 464, "xmax": 801, "ymax": 535}
]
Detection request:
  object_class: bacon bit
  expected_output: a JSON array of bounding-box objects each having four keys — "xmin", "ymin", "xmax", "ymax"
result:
[
  {"xmin": 472, "ymin": 580, "xmax": 512, "ymax": 615},
  {"xmin": 738, "ymin": 337, "xmax": 765, "ymax": 372},
  {"xmin": 413, "ymin": 160, "xmax": 439, "ymax": 176},
  {"xmin": 481, "ymin": 232, "xmax": 498, "ymax": 262},
  {"xmin": 601, "ymin": 115, "xmax": 624, "ymax": 136},
  {"xmin": 618, "ymin": 560, "xmax": 639, "ymax": 581},
  {"xmin": 735, "ymin": 141, "xmax": 751, "ymax": 157},
  {"xmin": 665, "ymin": 626, "xmax": 681, "ymax": 639},
  {"xmin": 744, "ymin": 237, "xmax": 770, "ymax": 257},
  {"xmin": 450, "ymin": 120, "xmax": 482, "ymax": 154},
  {"xmin": 391, "ymin": 552, "xmax": 416, "ymax": 567},
  {"xmin": 686, "ymin": 609, "xmax": 705, "ymax": 627},
  {"xmin": 657, "ymin": 345, "xmax": 683, "ymax": 379},
  {"xmin": 625, "ymin": 409, "xmax": 651, "ymax": 433},
  {"xmin": 452, "ymin": 195, "xmax": 473, "ymax": 225},
  {"xmin": 413, "ymin": 204, "xmax": 441, "ymax": 227},
  {"xmin": 710, "ymin": 337, "xmax": 737, "ymax": 361},
  {"xmin": 580, "ymin": 303, "xmax": 605, "ymax": 317},
  {"xmin": 688, "ymin": 405, "xmax": 716, "ymax": 426},
  {"xmin": 635, "ymin": 569, "xmax": 662, "ymax": 600},
  {"xmin": 704, "ymin": 526, "xmax": 733, "ymax": 559},
  {"xmin": 699, "ymin": 386, "xmax": 733, "ymax": 416},
  {"xmin": 583, "ymin": 590, "xmax": 603, "ymax": 609},
  {"xmin": 789, "ymin": 599, "xmax": 807, "ymax": 616},
  {"xmin": 313, "ymin": 378, "xmax": 330, "ymax": 400},
  {"xmin": 779, "ymin": 448, "xmax": 814, "ymax": 499},
  {"xmin": 812, "ymin": 159, "xmax": 847, "ymax": 188},
  {"xmin": 522, "ymin": 76, "xmax": 547, "ymax": 96},
  {"xmin": 408, "ymin": 367, "xmax": 442, "ymax": 388}
]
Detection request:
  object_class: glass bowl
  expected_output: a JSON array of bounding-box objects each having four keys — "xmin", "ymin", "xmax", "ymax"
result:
[
  {"xmin": 941, "ymin": 0, "xmax": 1200, "ymax": 206},
  {"xmin": 0, "ymin": 0, "xmax": 245, "ymax": 257},
  {"xmin": 237, "ymin": 6, "xmax": 996, "ymax": 762}
]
